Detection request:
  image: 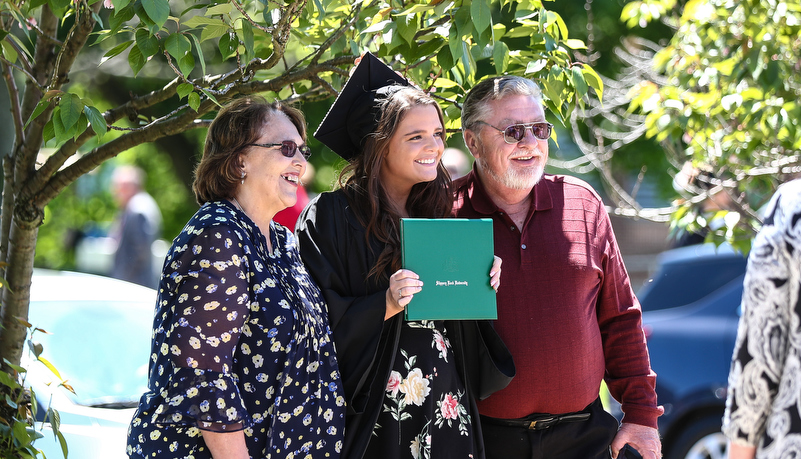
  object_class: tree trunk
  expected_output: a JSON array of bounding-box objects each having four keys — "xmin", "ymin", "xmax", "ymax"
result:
[{"xmin": 0, "ymin": 211, "xmax": 40, "ymax": 371}]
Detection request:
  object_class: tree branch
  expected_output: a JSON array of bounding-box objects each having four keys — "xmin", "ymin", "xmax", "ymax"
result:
[
  {"xmin": 16, "ymin": 4, "xmax": 58, "ymax": 193},
  {"xmin": 1, "ymin": 62, "xmax": 24, "ymax": 150}
]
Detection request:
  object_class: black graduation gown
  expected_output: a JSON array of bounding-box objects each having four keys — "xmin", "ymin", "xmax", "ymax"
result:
[{"xmin": 296, "ymin": 189, "xmax": 515, "ymax": 459}]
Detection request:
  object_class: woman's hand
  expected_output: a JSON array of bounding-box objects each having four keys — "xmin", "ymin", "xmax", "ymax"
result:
[
  {"xmin": 385, "ymin": 269, "xmax": 423, "ymax": 320},
  {"xmin": 489, "ymin": 255, "xmax": 502, "ymax": 292}
]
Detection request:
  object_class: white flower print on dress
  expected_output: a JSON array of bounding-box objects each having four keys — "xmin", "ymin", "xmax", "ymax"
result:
[{"xmin": 399, "ymin": 368, "xmax": 431, "ymax": 406}]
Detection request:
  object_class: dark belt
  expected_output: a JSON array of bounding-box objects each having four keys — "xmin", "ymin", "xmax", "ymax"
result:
[{"xmin": 481, "ymin": 412, "xmax": 591, "ymax": 430}]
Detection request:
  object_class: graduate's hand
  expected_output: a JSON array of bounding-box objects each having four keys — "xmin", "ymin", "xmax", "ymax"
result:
[
  {"xmin": 385, "ymin": 269, "xmax": 423, "ymax": 320},
  {"xmin": 489, "ymin": 255, "xmax": 502, "ymax": 292}
]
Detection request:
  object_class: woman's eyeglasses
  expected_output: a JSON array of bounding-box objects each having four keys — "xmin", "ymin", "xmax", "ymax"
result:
[
  {"xmin": 474, "ymin": 121, "xmax": 553, "ymax": 143},
  {"xmin": 247, "ymin": 140, "xmax": 312, "ymax": 160}
]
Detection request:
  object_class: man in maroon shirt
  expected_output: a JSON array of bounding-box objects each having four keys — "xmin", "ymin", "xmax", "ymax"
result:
[{"xmin": 453, "ymin": 76, "xmax": 663, "ymax": 459}]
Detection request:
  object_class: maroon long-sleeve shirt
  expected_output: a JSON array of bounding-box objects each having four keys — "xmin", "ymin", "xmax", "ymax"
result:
[{"xmin": 453, "ymin": 170, "xmax": 662, "ymax": 428}]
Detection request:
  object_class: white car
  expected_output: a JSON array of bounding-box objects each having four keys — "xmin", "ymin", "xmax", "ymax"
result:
[{"xmin": 24, "ymin": 269, "xmax": 155, "ymax": 459}]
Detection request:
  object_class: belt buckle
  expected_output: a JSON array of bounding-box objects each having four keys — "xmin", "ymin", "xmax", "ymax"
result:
[{"xmin": 527, "ymin": 416, "xmax": 556, "ymax": 430}]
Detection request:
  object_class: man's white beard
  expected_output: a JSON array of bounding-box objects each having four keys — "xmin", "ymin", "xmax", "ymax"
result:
[{"xmin": 476, "ymin": 150, "xmax": 545, "ymax": 191}]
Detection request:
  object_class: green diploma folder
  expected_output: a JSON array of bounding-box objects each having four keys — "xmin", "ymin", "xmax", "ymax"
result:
[{"xmin": 400, "ymin": 218, "xmax": 497, "ymax": 321}]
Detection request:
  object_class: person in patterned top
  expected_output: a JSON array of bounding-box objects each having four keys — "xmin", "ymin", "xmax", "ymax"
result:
[
  {"xmin": 127, "ymin": 96, "xmax": 345, "ymax": 459},
  {"xmin": 723, "ymin": 178, "xmax": 801, "ymax": 459},
  {"xmin": 297, "ymin": 54, "xmax": 512, "ymax": 459}
]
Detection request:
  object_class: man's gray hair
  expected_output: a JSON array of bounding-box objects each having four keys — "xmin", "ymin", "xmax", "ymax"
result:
[{"xmin": 461, "ymin": 76, "xmax": 543, "ymax": 135}]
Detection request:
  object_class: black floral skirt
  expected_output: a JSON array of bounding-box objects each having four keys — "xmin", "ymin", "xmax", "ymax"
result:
[{"xmin": 365, "ymin": 320, "xmax": 475, "ymax": 459}]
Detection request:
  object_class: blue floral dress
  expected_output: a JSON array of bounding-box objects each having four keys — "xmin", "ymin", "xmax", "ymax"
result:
[{"xmin": 127, "ymin": 200, "xmax": 345, "ymax": 459}]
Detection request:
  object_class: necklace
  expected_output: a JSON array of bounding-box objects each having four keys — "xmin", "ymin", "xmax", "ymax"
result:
[
  {"xmin": 231, "ymin": 196, "xmax": 273, "ymax": 254},
  {"xmin": 232, "ymin": 196, "xmax": 245, "ymax": 214}
]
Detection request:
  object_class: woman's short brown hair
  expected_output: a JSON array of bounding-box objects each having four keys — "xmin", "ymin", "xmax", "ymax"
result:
[{"xmin": 192, "ymin": 96, "xmax": 307, "ymax": 205}]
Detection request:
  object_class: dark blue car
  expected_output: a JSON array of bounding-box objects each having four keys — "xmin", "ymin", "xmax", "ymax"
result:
[{"xmin": 637, "ymin": 243, "xmax": 747, "ymax": 459}]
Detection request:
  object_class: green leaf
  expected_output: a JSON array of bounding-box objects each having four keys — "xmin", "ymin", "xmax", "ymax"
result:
[
  {"xmin": 470, "ymin": 0, "xmax": 492, "ymax": 34},
  {"xmin": 437, "ymin": 45, "xmax": 454, "ymax": 71},
  {"xmin": 571, "ymin": 65, "xmax": 588, "ymax": 98},
  {"xmin": 109, "ymin": 5, "xmax": 135, "ymax": 34},
  {"xmin": 362, "ymin": 20, "xmax": 391, "ymax": 34},
  {"xmin": 49, "ymin": 0, "xmax": 70, "ymax": 13},
  {"xmin": 101, "ymin": 40, "xmax": 134, "ymax": 65},
  {"xmin": 188, "ymin": 92, "xmax": 200, "ymax": 112},
  {"xmin": 112, "ymin": 0, "xmax": 131, "ymax": 9},
  {"xmin": 141, "ymin": 0, "xmax": 170, "ymax": 29},
  {"xmin": 199, "ymin": 88, "xmax": 221, "ymax": 107},
  {"xmin": 84, "ymin": 105, "xmax": 107, "ymax": 138},
  {"xmin": 42, "ymin": 120, "xmax": 55, "ymax": 144},
  {"xmin": 189, "ymin": 34, "xmax": 206, "ymax": 76},
  {"xmin": 399, "ymin": 4, "xmax": 435, "ymax": 15},
  {"xmin": 24, "ymin": 99, "xmax": 51, "ymax": 129},
  {"xmin": 433, "ymin": 78, "xmax": 459, "ymax": 89},
  {"xmin": 459, "ymin": 40, "xmax": 475, "ymax": 78},
  {"xmin": 581, "ymin": 65, "xmax": 603, "ymax": 95},
  {"xmin": 165, "ymin": 33, "xmax": 191, "ymax": 60},
  {"xmin": 135, "ymin": 29, "xmax": 160, "ymax": 58},
  {"xmin": 57, "ymin": 429, "xmax": 69, "ymax": 459},
  {"xmin": 178, "ymin": 52, "xmax": 195, "ymax": 77},
  {"xmin": 0, "ymin": 371, "xmax": 18, "ymax": 389},
  {"xmin": 454, "ymin": 3, "xmax": 473, "ymax": 41},
  {"xmin": 1, "ymin": 40, "xmax": 18, "ymax": 64},
  {"xmin": 177, "ymin": 83, "xmax": 194, "ymax": 99},
  {"xmin": 395, "ymin": 13, "xmax": 415, "ymax": 45},
  {"xmin": 128, "ymin": 44, "xmax": 146, "ymax": 76},
  {"xmin": 11, "ymin": 420, "xmax": 30, "ymax": 446},
  {"xmin": 199, "ymin": 23, "xmax": 230, "ymax": 43},
  {"xmin": 219, "ymin": 32, "xmax": 236, "ymax": 59},
  {"xmin": 241, "ymin": 20, "xmax": 254, "ymax": 61},
  {"xmin": 564, "ymin": 39, "xmax": 587, "ymax": 50},
  {"xmin": 493, "ymin": 41, "xmax": 510, "ymax": 74},
  {"xmin": 47, "ymin": 406, "xmax": 61, "ymax": 435},
  {"xmin": 408, "ymin": 37, "xmax": 444, "ymax": 62},
  {"xmin": 38, "ymin": 356, "xmax": 62, "ymax": 379},
  {"xmin": 27, "ymin": 339, "xmax": 43, "ymax": 357},
  {"xmin": 206, "ymin": 3, "xmax": 232, "ymax": 15},
  {"xmin": 70, "ymin": 113, "xmax": 87, "ymax": 141},
  {"xmin": 184, "ymin": 16, "xmax": 228, "ymax": 29},
  {"xmin": 59, "ymin": 93, "xmax": 83, "ymax": 131},
  {"xmin": 526, "ymin": 58, "xmax": 548, "ymax": 76},
  {"xmin": 448, "ymin": 24, "xmax": 460, "ymax": 67}
]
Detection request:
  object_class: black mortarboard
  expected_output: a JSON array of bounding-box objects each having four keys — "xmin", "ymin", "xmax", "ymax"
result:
[{"xmin": 314, "ymin": 52, "xmax": 410, "ymax": 160}]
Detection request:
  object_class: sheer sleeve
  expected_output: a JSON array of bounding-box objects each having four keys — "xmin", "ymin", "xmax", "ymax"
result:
[{"xmin": 153, "ymin": 224, "xmax": 251, "ymax": 432}]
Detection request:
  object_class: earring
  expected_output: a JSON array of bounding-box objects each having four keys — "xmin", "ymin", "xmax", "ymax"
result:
[{"xmin": 241, "ymin": 170, "xmax": 245, "ymax": 184}]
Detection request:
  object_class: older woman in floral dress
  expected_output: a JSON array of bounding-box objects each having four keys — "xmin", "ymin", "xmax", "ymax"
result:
[{"xmin": 127, "ymin": 96, "xmax": 345, "ymax": 459}]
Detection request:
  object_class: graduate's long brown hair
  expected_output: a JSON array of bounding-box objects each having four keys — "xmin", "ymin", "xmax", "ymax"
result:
[{"xmin": 338, "ymin": 87, "xmax": 452, "ymax": 281}]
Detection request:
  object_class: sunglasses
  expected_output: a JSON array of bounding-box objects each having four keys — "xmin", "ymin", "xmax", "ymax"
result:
[
  {"xmin": 474, "ymin": 121, "xmax": 553, "ymax": 143},
  {"xmin": 247, "ymin": 140, "xmax": 312, "ymax": 160}
]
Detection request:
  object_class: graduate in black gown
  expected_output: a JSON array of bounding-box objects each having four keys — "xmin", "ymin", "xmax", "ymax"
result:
[{"xmin": 296, "ymin": 54, "xmax": 515, "ymax": 459}]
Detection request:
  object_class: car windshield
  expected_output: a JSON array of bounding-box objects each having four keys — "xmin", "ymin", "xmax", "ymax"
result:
[{"xmin": 29, "ymin": 300, "xmax": 152, "ymax": 407}]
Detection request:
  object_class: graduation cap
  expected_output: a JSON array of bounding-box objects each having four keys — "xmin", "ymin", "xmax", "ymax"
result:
[{"xmin": 314, "ymin": 52, "xmax": 410, "ymax": 160}]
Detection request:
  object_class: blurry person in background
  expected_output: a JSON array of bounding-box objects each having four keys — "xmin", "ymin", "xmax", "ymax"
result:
[
  {"xmin": 442, "ymin": 147, "xmax": 472, "ymax": 179},
  {"xmin": 109, "ymin": 165, "xmax": 162, "ymax": 287},
  {"xmin": 669, "ymin": 161, "xmax": 735, "ymax": 247},
  {"xmin": 274, "ymin": 162, "xmax": 315, "ymax": 230}
]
